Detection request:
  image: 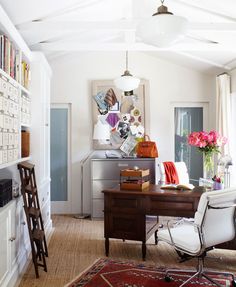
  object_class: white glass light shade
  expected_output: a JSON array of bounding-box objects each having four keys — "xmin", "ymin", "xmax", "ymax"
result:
[
  {"xmin": 138, "ymin": 14, "xmax": 188, "ymax": 47},
  {"xmin": 114, "ymin": 75, "xmax": 140, "ymax": 92},
  {"xmin": 93, "ymin": 120, "xmax": 110, "ymax": 140}
]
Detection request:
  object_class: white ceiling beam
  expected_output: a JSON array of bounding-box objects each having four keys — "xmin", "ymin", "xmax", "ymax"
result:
[
  {"xmin": 175, "ymin": 51, "xmax": 231, "ymax": 70},
  {"xmin": 224, "ymin": 57, "xmax": 236, "ymax": 69},
  {"xmin": 17, "ymin": 0, "xmax": 102, "ymax": 26},
  {"xmin": 124, "ymin": 31, "xmax": 136, "ymax": 44},
  {"xmin": 190, "ymin": 22, "xmax": 236, "ymax": 32},
  {"xmin": 33, "ymin": 42, "xmax": 236, "ymax": 52},
  {"xmin": 123, "ymin": 0, "xmax": 135, "ymax": 44},
  {"xmin": 124, "ymin": 0, "xmax": 133, "ymax": 20},
  {"xmin": 18, "ymin": 20, "xmax": 236, "ymax": 34},
  {"xmin": 169, "ymin": 0, "xmax": 236, "ymax": 22},
  {"xmin": 17, "ymin": 20, "xmax": 137, "ymax": 32}
]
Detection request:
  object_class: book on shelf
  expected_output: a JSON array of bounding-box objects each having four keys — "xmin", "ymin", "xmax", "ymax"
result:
[
  {"xmin": 161, "ymin": 183, "xmax": 195, "ymax": 190},
  {"xmin": 21, "ymin": 61, "xmax": 30, "ymax": 89},
  {"xmin": 0, "ymin": 32, "xmax": 29, "ymax": 86},
  {"xmin": 15, "ymin": 50, "xmax": 20, "ymax": 82}
]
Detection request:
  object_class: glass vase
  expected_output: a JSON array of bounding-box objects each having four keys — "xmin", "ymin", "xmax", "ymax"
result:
[{"xmin": 203, "ymin": 151, "xmax": 214, "ymax": 180}]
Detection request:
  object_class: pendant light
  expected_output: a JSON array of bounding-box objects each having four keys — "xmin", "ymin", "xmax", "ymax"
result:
[
  {"xmin": 114, "ymin": 51, "xmax": 140, "ymax": 92},
  {"xmin": 137, "ymin": 0, "xmax": 188, "ymax": 47}
]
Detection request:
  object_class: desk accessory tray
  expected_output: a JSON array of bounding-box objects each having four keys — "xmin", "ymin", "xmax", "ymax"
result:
[{"xmin": 120, "ymin": 169, "xmax": 150, "ymax": 190}]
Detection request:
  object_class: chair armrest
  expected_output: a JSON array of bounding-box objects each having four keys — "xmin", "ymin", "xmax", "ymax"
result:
[
  {"xmin": 167, "ymin": 219, "xmax": 201, "ymax": 247},
  {"xmin": 174, "ymin": 218, "xmax": 194, "ymax": 227},
  {"xmin": 208, "ymin": 203, "xmax": 236, "ymax": 209}
]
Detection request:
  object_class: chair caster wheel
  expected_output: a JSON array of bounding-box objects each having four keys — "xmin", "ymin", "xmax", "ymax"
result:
[
  {"xmin": 231, "ymin": 280, "xmax": 236, "ymax": 287},
  {"xmin": 165, "ymin": 276, "xmax": 172, "ymax": 282}
]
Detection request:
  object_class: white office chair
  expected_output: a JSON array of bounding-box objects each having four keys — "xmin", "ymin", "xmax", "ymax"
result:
[
  {"xmin": 158, "ymin": 188, "xmax": 236, "ymax": 287},
  {"xmin": 158, "ymin": 161, "xmax": 190, "ymax": 184}
]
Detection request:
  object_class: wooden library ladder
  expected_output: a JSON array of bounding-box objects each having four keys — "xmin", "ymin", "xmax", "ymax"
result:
[{"xmin": 18, "ymin": 161, "xmax": 48, "ymax": 278}]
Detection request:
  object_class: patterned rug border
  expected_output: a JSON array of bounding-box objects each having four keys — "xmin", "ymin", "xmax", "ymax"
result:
[
  {"xmin": 65, "ymin": 258, "xmax": 161, "ymax": 287},
  {"xmin": 64, "ymin": 257, "xmax": 231, "ymax": 287}
]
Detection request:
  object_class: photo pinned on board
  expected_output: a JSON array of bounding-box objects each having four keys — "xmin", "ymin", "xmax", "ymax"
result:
[
  {"xmin": 117, "ymin": 121, "xmax": 130, "ymax": 139},
  {"xmin": 93, "ymin": 88, "xmax": 118, "ymax": 115},
  {"xmin": 120, "ymin": 135, "xmax": 137, "ymax": 155}
]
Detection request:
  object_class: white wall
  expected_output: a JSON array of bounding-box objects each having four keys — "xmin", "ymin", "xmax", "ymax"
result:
[{"xmin": 50, "ymin": 51, "xmax": 215, "ymax": 214}]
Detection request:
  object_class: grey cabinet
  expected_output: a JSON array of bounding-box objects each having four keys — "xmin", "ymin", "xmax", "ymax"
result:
[{"xmin": 91, "ymin": 158, "xmax": 156, "ymax": 218}]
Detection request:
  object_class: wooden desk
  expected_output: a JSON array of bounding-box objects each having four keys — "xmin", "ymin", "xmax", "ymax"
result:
[{"xmin": 103, "ymin": 185, "xmax": 204, "ymax": 260}]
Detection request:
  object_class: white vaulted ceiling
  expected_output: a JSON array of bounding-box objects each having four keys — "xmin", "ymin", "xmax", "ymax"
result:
[{"xmin": 1, "ymin": 0, "xmax": 236, "ymax": 73}]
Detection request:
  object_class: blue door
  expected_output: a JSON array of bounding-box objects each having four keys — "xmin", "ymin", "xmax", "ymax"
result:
[
  {"xmin": 50, "ymin": 107, "xmax": 69, "ymax": 211},
  {"xmin": 175, "ymin": 107, "xmax": 203, "ymax": 183}
]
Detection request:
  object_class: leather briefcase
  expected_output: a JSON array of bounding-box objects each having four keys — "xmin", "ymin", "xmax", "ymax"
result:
[{"xmin": 136, "ymin": 135, "xmax": 158, "ymax": 158}]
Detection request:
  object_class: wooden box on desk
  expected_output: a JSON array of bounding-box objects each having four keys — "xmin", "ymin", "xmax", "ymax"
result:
[
  {"xmin": 120, "ymin": 169, "xmax": 150, "ymax": 190},
  {"xmin": 120, "ymin": 181, "xmax": 150, "ymax": 190}
]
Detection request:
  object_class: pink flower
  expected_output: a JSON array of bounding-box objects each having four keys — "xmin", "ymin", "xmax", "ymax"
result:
[
  {"xmin": 188, "ymin": 132, "xmax": 200, "ymax": 146},
  {"xmin": 208, "ymin": 130, "xmax": 218, "ymax": 145},
  {"xmin": 188, "ymin": 130, "xmax": 227, "ymax": 150},
  {"xmin": 198, "ymin": 140, "xmax": 207, "ymax": 148}
]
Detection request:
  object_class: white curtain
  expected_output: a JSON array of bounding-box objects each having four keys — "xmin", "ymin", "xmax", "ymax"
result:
[
  {"xmin": 216, "ymin": 73, "xmax": 236, "ymax": 186},
  {"xmin": 216, "ymin": 73, "xmax": 231, "ymax": 155},
  {"xmin": 230, "ymin": 93, "xmax": 236, "ymax": 186}
]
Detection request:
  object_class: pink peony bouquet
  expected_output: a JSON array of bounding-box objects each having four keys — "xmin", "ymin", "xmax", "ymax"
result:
[
  {"xmin": 188, "ymin": 130, "xmax": 227, "ymax": 153},
  {"xmin": 188, "ymin": 130, "xmax": 227, "ymax": 176}
]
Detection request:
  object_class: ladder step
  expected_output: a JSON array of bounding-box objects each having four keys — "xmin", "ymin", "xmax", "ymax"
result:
[
  {"xmin": 28, "ymin": 207, "xmax": 41, "ymax": 218},
  {"xmin": 18, "ymin": 161, "xmax": 35, "ymax": 170},
  {"xmin": 25, "ymin": 185, "xmax": 37, "ymax": 193},
  {"xmin": 32, "ymin": 229, "xmax": 45, "ymax": 241}
]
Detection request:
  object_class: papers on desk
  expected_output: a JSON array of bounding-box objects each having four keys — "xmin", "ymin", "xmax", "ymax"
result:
[
  {"xmin": 161, "ymin": 183, "xmax": 195, "ymax": 190},
  {"xmin": 105, "ymin": 151, "xmax": 121, "ymax": 158}
]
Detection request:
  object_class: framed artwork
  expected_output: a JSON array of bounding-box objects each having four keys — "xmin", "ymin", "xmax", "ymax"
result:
[{"xmin": 92, "ymin": 79, "xmax": 150, "ymax": 150}]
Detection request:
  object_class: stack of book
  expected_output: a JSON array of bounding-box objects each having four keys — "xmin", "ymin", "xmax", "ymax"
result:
[{"xmin": 0, "ymin": 34, "xmax": 21, "ymax": 81}]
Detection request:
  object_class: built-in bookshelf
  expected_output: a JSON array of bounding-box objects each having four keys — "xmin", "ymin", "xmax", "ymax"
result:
[
  {"xmin": 0, "ymin": 9, "xmax": 31, "ymax": 168},
  {"xmin": 0, "ymin": 34, "xmax": 30, "ymax": 88},
  {"xmin": 0, "ymin": 6, "xmax": 51, "ymax": 287}
]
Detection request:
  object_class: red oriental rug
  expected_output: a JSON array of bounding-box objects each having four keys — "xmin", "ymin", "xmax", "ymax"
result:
[{"xmin": 65, "ymin": 258, "xmax": 230, "ymax": 287}]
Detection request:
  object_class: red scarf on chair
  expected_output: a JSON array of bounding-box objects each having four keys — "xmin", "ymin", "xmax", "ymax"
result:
[{"xmin": 163, "ymin": 162, "xmax": 179, "ymax": 184}]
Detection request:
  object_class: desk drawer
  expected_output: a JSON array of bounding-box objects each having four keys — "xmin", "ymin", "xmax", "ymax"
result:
[
  {"xmin": 149, "ymin": 197, "xmax": 195, "ymax": 217},
  {"xmin": 92, "ymin": 161, "xmax": 130, "ymax": 180},
  {"xmin": 92, "ymin": 180, "xmax": 118, "ymax": 199},
  {"xmin": 105, "ymin": 194, "xmax": 144, "ymax": 214},
  {"xmin": 105, "ymin": 213, "xmax": 144, "ymax": 241},
  {"xmin": 92, "ymin": 159, "xmax": 155, "ymax": 181}
]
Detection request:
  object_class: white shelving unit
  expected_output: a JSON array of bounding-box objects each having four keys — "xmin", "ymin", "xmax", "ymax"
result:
[
  {"xmin": 0, "ymin": 4, "xmax": 31, "ymax": 167},
  {"xmin": 0, "ymin": 4, "xmax": 52, "ymax": 287},
  {"xmin": 0, "ymin": 156, "xmax": 30, "ymax": 170}
]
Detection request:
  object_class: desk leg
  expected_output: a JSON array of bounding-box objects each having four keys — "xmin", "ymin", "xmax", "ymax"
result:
[
  {"xmin": 105, "ymin": 238, "xmax": 109, "ymax": 256},
  {"xmin": 155, "ymin": 230, "xmax": 158, "ymax": 245},
  {"xmin": 142, "ymin": 241, "xmax": 146, "ymax": 260}
]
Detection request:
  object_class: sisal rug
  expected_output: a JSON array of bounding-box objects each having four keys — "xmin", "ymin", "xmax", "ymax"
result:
[{"xmin": 65, "ymin": 258, "xmax": 231, "ymax": 287}]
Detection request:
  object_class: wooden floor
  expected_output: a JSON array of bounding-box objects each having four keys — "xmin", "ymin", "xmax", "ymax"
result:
[{"xmin": 19, "ymin": 215, "xmax": 236, "ymax": 287}]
